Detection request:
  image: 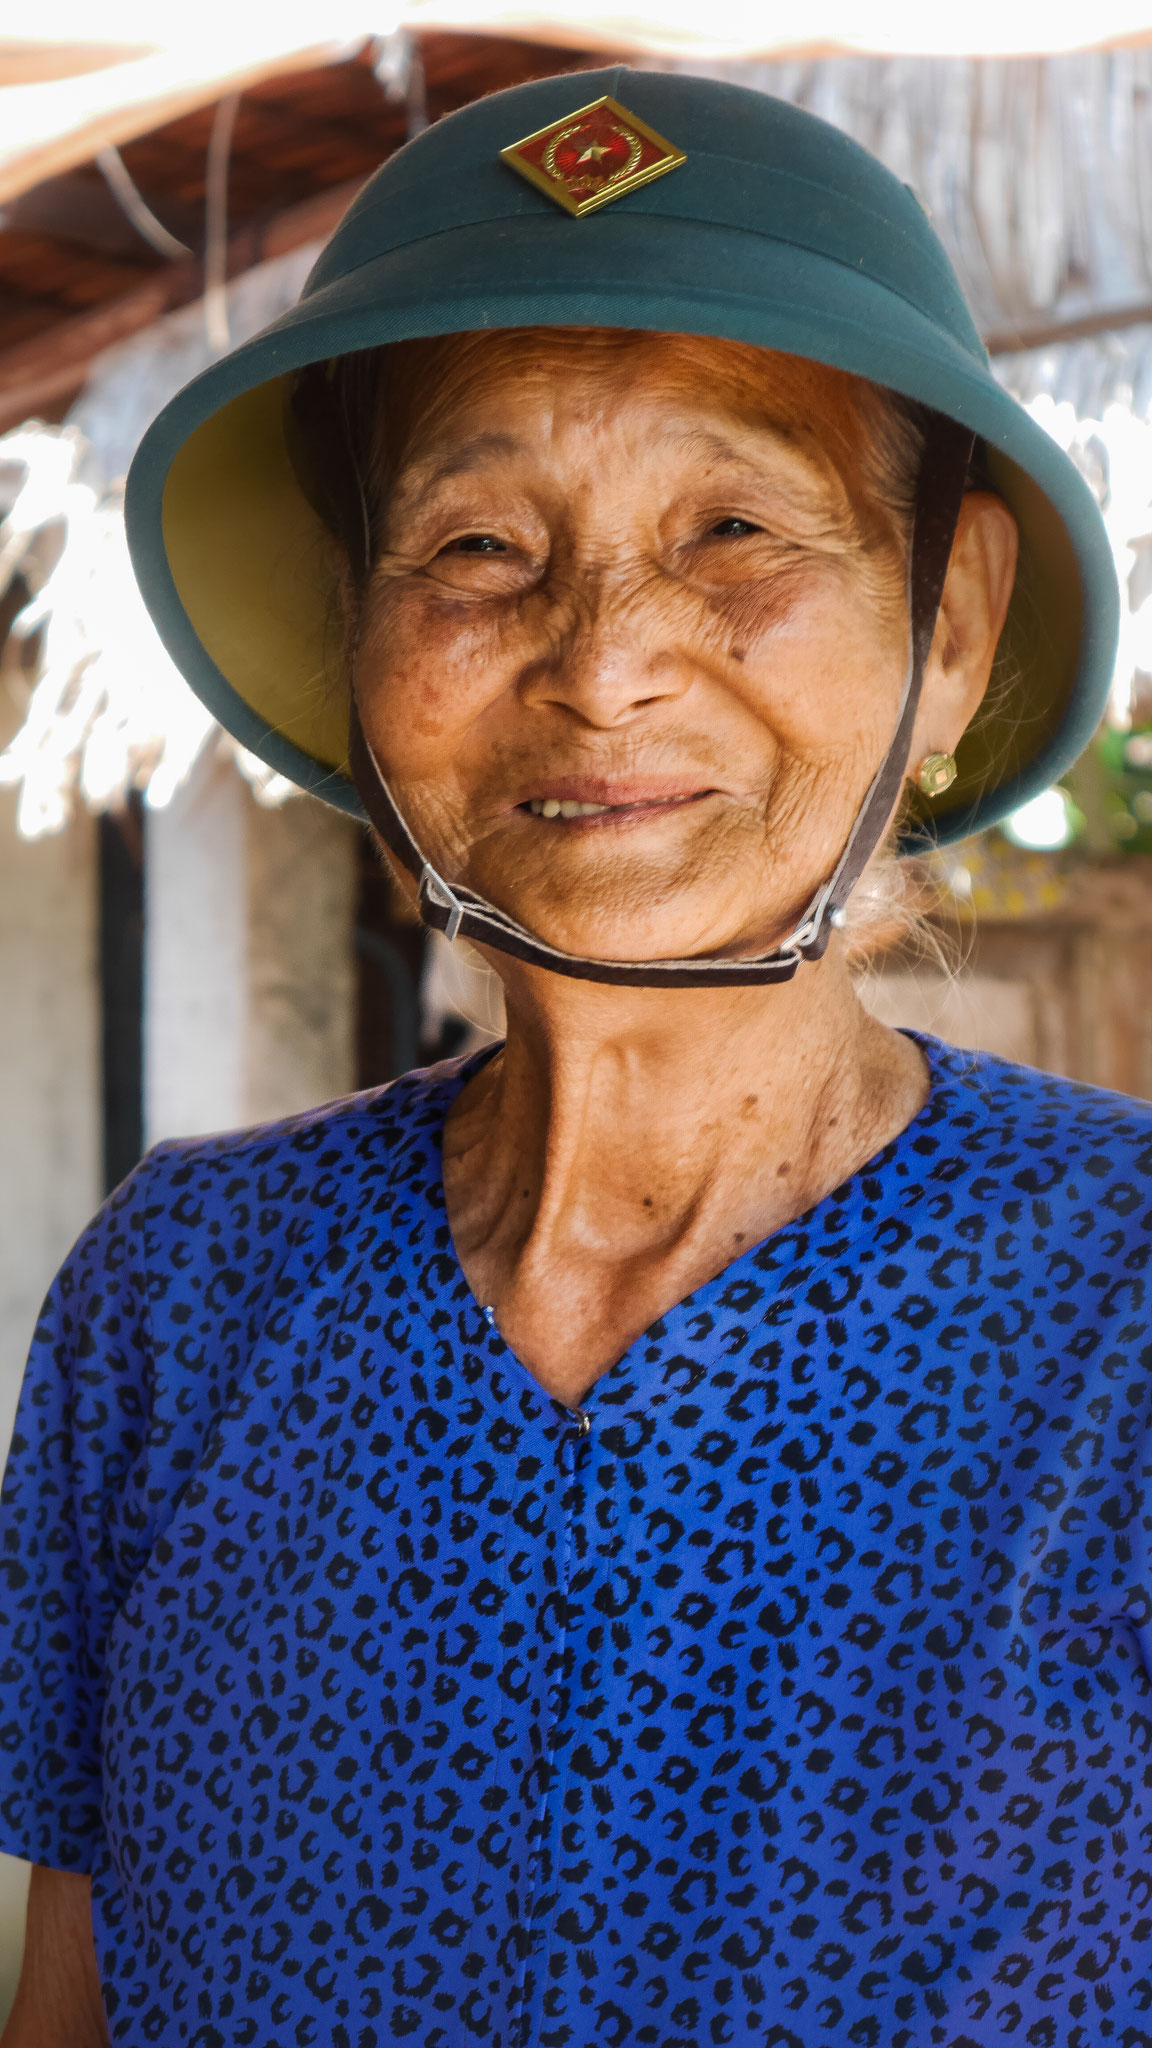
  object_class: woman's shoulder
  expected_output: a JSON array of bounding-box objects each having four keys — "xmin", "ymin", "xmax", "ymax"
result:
[
  {"xmin": 924, "ymin": 1033, "xmax": 1152, "ymax": 1150},
  {"xmin": 135, "ymin": 1054, "xmax": 468, "ymax": 1209},
  {"xmin": 15, "ymin": 1058, "xmax": 471, "ymax": 1525},
  {"xmin": 914, "ymin": 1035, "xmax": 1152, "ymax": 1241},
  {"xmin": 46, "ymin": 1056, "xmax": 472, "ymax": 1357}
]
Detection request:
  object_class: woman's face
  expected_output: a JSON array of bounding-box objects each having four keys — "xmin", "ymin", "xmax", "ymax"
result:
[{"xmin": 353, "ymin": 329, "xmax": 1004, "ymax": 963}]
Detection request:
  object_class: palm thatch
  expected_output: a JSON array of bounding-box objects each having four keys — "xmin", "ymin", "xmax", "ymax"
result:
[{"xmin": 0, "ymin": 245, "xmax": 313, "ymax": 836}]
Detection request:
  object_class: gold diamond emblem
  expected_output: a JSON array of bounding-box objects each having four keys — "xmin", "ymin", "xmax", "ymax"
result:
[{"xmin": 500, "ymin": 95, "xmax": 686, "ymax": 218}]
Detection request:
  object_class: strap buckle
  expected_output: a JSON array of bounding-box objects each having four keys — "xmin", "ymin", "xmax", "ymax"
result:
[{"xmin": 419, "ymin": 863, "xmax": 465, "ymax": 944}]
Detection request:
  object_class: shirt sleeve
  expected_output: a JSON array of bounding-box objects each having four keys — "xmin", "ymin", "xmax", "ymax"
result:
[{"xmin": 0, "ymin": 1159, "xmax": 156, "ymax": 1873}]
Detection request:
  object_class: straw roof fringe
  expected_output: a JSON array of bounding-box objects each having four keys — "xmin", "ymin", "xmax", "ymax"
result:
[
  {"xmin": 676, "ymin": 49, "xmax": 1152, "ymax": 336},
  {"xmin": 0, "ymin": 245, "xmax": 316, "ymax": 837}
]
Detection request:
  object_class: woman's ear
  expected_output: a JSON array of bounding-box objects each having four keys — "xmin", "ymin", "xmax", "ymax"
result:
[{"xmin": 913, "ymin": 490, "xmax": 1020, "ymax": 758}]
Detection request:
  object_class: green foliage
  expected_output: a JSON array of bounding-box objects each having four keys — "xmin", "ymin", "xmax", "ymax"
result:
[{"xmin": 1084, "ymin": 726, "xmax": 1152, "ymax": 855}]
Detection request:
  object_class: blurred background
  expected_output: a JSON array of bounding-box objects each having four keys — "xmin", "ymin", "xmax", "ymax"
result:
[{"xmin": 3, "ymin": 0, "xmax": 1152, "ymax": 2011}]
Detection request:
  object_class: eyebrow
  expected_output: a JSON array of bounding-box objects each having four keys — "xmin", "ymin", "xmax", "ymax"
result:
[
  {"xmin": 666, "ymin": 420, "xmax": 829, "ymax": 487},
  {"xmin": 397, "ymin": 431, "xmax": 525, "ymax": 490}
]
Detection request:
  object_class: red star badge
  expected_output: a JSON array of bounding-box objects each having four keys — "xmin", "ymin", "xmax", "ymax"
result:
[{"xmin": 500, "ymin": 95, "xmax": 686, "ymax": 218}]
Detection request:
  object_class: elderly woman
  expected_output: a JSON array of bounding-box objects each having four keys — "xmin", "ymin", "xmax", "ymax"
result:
[{"xmin": 0, "ymin": 64, "xmax": 1144, "ymax": 2048}]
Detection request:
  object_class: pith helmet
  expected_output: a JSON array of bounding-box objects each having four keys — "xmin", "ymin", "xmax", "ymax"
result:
[{"xmin": 125, "ymin": 64, "xmax": 1118, "ymax": 853}]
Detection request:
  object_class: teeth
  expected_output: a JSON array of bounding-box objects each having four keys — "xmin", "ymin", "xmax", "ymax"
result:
[{"xmin": 528, "ymin": 799, "xmax": 611, "ymax": 818}]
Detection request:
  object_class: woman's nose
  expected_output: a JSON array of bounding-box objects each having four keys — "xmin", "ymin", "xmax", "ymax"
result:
[{"xmin": 518, "ymin": 572, "xmax": 695, "ymax": 727}]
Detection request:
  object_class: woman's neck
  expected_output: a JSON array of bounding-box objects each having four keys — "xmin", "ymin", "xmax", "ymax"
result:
[{"xmin": 440, "ymin": 947, "xmax": 928, "ymax": 1406}]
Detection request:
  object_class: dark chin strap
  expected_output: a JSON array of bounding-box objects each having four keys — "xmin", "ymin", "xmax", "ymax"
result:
[{"xmin": 348, "ymin": 415, "xmax": 974, "ymax": 989}]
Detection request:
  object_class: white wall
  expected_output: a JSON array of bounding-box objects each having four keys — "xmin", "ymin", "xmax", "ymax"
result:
[
  {"xmin": 245, "ymin": 785, "xmax": 358, "ymax": 1127},
  {"xmin": 0, "ymin": 790, "xmax": 101, "ymax": 2025},
  {"xmin": 860, "ymin": 967, "xmax": 1042, "ymax": 1066},
  {"xmin": 145, "ymin": 751, "xmax": 356, "ymax": 1145},
  {"xmin": 145, "ymin": 751, "xmax": 248, "ymax": 1141},
  {"xmin": 0, "ymin": 792, "xmax": 100, "ymax": 1428}
]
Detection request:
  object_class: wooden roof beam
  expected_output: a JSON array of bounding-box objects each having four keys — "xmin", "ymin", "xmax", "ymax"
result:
[
  {"xmin": 0, "ymin": 176, "xmax": 364, "ymax": 434},
  {"xmin": 984, "ymin": 300, "xmax": 1152, "ymax": 355}
]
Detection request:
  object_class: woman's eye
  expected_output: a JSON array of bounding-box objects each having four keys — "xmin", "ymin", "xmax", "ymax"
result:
[
  {"xmin": 444, "ymin": 534, "xmax": 507, "ymax": 555},
  {"xmin": 709, "ymin": 517, "xmax": 761, "ymax": 538}
]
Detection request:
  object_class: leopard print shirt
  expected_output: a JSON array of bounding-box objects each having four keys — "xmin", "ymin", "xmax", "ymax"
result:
[{"xmin": 1, "ymin": 1035, "xmax": 1150, "ymax": 2048}]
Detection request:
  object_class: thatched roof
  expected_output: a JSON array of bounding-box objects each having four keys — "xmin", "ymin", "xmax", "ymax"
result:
[
  {"xmin": 683, "ymin": 49, "xmax": 1152, "ymax": 339},
  {"xmin": 0, "ymin": 245, "xmax": 312, "ymax": 835},
  {"xmin": 5, "ymin": 1, "xmax": 1151, "ymax": 208}
]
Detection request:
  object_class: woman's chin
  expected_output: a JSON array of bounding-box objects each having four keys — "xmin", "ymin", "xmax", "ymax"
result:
[
  {"xmin": 451, "ymin": 826, "xmax": 821, "ymax": 967},
  {"xmin": 456, "ymin": 841, "xmax": 816, "ymax": 968},
  {"xmin": 470, "ymin": 889, "xmax": 769, "ymax": 969}
]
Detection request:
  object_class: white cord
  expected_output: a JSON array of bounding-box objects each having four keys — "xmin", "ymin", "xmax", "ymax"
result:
[
  {"xmin": 96, "ymin": 147, "xmax": 191, "ymax": 262},
  {"xmin": 204, "ymin": 94, "xmax": 241, "ymax": 355}
]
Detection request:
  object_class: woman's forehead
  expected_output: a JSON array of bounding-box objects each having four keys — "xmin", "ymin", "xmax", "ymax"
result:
[{"xmin": 379, "ymin": 327, "xmax": 883, "ymax": 471}]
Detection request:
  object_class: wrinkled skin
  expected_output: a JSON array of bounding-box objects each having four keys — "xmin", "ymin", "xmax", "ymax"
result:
[
  {"xmin": 360, "ymin": 332, "xmax": 924, "ymax": 962},
  {"xmin": 354, "ymin": 329, "xmax": 1018, "ymax": 1401}
]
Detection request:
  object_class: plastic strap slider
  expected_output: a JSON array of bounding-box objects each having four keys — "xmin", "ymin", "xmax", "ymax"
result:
[{"xmin": 420, "ymin": 863, "xmax": 465, "ymax": 943}]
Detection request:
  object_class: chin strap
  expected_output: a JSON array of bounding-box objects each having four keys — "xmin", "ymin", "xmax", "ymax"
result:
[{"xmin": 348, "ymin": 414, "xmax": 974, "ymax": 989}]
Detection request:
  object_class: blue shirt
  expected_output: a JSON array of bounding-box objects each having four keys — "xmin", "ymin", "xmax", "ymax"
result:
[{"xmin": 1, "ymin": 1035, "xmax": 1151, "ymax": 2048}]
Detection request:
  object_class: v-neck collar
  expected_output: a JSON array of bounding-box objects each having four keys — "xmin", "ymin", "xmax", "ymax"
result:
[{"xmin": 390, "ymin": 1029, "xmax": 961, "ymax": 1416}]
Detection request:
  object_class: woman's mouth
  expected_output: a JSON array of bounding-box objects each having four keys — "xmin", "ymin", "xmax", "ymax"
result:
[
  {"xmin": 528, "ymin": 798, "xmax": 611, "ymax": 818},
  {"xmin": 521, "ymin": 791, "xmax": 712, "ymax": 825}
]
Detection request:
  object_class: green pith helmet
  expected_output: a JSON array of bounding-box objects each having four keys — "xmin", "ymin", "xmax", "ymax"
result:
[{"xmin": 125, "ymin": 64, "xmax": 1119, "ymax": 855}]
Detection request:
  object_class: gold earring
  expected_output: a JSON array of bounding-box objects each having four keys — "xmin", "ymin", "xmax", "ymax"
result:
[{"xmin": 917, "ymin": 752, "xmax": 957, "ymax": 798}]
